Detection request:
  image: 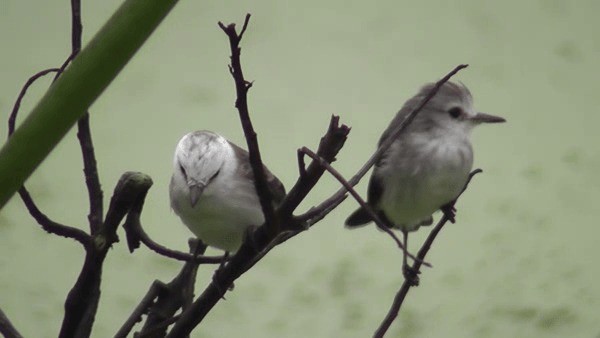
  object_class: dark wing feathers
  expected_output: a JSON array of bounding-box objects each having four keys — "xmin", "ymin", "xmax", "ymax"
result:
[
  {"xmin": 344, "ymin": 208, "xmax": 371, "ymax": 227},
  {"xmin": 366, "ymin": 170, "xmax": 383, "ymax": 207},
  {"xmin": 344, "ymin": 168, "xmax": 384, "ymax": 227},
  {"xmin": 228, "ymin": 141, "xmax": 286, "ymax": 204}
]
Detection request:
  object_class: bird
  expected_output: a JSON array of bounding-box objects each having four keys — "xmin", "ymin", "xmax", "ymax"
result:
[
  {"xmin": 169, "ymin": 130, "xmax": 286, "ymax": 253},
  {"xmin": 345, "ymin": 81, "xmax": 505, "ymax": 283}
]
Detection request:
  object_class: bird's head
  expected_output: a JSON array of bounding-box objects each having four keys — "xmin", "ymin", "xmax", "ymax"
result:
[
  {"xmin": 173, "ymin": 130, "xmax": 228, "ymax": 206},
  {"xmin": 410, "ymin": 81, "xmax": 506, "ymax": 137}
]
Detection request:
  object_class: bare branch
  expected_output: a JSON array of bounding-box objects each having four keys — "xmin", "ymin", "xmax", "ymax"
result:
[
  {"xmin": 116, "ymin": 240, "xmax": 207, "ymax": 338},
  {"xmin": 218, "ymin": 14, "xmax": 280, "ymax": 236},
  {"xmin": 297, "ymin": 64, "xmax": 469, "ymax": 224},
  {"xmin": 138, "ymin": 239, "xmax": 206, "ymax": 337},
  {"xmin": 59, "ymin": 172, "xmax": 153, "ymax": 337},
  {"xmin": 238, "ymin": 13, "xmax": 251, "ymax": 40},
  {"xmin": 77, "ymin": 113, "xmax": 104, "ymax": 234},
  {"xmin": 7, "ymin": 68, "xmax": 91, "ymax": 245},
  {"xmin": 122, "ymin": 199, "xmax": 225, "ymax": 264},
  {"xmin": 52, "ymin": 53, "xmax": 76, "ymax": 82},
  {"xmin": 278, "ymin": 115, "xmax": 351, "ymax": 219},
  {"xmin": 67, "ymin": 0, "xmax": 104, "ymax": 234},
  {"xmin": 297, "ymin": 148, "xmax": 307, "ymax": 177},
  {"xmin": 373, "ymin": 169, "xmax": 482, "ymax": 338},
  {"xmin": 0, "ymin": 307, "xmax": 23, "ymax": 338},
  {"xmin": 115, "ymin": 281, "xmax": 166, "ymax": 338},
  {"xmin": 18, "ymin": 188, "xmax": 90, "ymax": 245},
  {"xmin": 8, "ymin": 68, "xmax": 59, "ymax": 137},
  {"xmin": 138, "ymin": 315, "xmax": 180, "ymax": 338}
]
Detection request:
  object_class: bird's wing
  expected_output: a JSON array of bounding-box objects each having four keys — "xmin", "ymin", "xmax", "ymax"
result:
[
  {"xmin": 378, "ymin": 104, "xmax": 412, "ymax": 147},
  {"xmin": 228, "ymin": 141, "xmax": 286, "ymax": 204},
  {"xmin": 366, "ymin": 170, "xmax": 384, "ymax": 207},
  {"xmin": 344, "ymin": 171, "xmax": 384, "ymax": 227}
]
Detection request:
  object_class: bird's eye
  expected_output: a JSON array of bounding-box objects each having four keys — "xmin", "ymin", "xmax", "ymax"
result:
[
  {"xmin": 209, "ymin": 169, "xmax": 220, "ymax": 182},
  {"xmin": 179, "ymin": 164, "xmax": 188, "ymax": 180},
  {"xmin": 448, "ymin": 107, "xmax": 462, "ymax": 119}
]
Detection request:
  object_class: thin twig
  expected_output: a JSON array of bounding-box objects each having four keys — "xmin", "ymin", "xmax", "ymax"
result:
[
  {"xmin": 0, "ymin": 307, "xmax": 23, "ymax": 338},
  {"xmin": 122, "ymin": 205, "xmax": 225, "ymax": 264},
  {"xmin": 299, "ymin": 147, "xmax": 430, "ymax": 267},
  {"xmin": 373, "ymin": 169, "xmax": 482, "ymax": 338},
  {"xmin": 8, "ymin": 68, "xmax": 59, "ymax": 137},
  {"xmin": 115, "ymin": 281, "xmax": 167, "ymax": 338},
  {"xmin": 138, "ymin": 315, "xmax": 181, "ymax": 338},
  {"xmin": 77, "ymin": 113, "xmax": 104, "ymax": 234},
  {"xmin": 68, "ymin": 0, "xmax": 104, "ymax": 234},
  {"xmin": 70, "ymin": 0, "xmax": 82, "ymax": 53},
  {"xmin": 52, "ymin": 53, "xmax": 76, "ymax": 82},
  {"xmin": 218, "ymin": 13, "xmax": 279, "ymax": 236},
  {"xmin": 277, "ymin": 115, "xmax": 351, "ymax": 219},
  {"xmin": 297, "ymin": 149, "xmax": 307, "ymax": 177},
  {"xmin": 117, "ymin": 240, "xmax": 206, "ymax": 338},
  {"xmin": 17, "ymin": 188, "xmax": 90, "ymax": 245},
  {"xmin": 7, "ymin": 68, "xmax": 90, "ymax": 245},
  {"xmin": 297, "ymin": 64, "xmax": 469, "ymax": 224}
]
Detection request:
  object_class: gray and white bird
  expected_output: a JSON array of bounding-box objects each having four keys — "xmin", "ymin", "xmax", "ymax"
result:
[
  {"xmin": 169, "ymin": 130, "xmax": 285, "ymax": 252},
  {"xmin": 345, "ymin": 81, "xmax": 505, "ymax": 279}
]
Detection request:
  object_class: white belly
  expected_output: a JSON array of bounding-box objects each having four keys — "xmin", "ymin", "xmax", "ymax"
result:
[
  {"xmin": 170, "ymin": 175, "xmax": 263, "ymax": 252},
  {"xmin": 377, "ymin": 136, "xmax": 472, "ymax": 231}
]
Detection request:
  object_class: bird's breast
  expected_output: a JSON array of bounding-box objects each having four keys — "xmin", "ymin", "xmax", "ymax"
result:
[{"xmin": 377, "ymin": 135, "xmax": 472, "ymax": 229}]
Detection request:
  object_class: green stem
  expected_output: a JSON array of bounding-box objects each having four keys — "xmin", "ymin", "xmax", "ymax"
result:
[{"xmin": 0, "ymin": 0, "xmax": 179, "ymax": 208}]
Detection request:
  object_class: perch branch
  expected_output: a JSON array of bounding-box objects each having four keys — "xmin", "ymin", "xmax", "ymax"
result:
[{"xmin": 373, "ymin": 169, "xmax": 482, "ymax": 338}]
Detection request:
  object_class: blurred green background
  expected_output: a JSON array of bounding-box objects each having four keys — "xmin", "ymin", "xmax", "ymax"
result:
[{"xmin": 1, "ymin": 1, "xmax": 599, "ymax": 337}]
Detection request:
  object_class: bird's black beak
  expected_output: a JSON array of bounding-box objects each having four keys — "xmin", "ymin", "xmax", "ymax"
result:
[
  {"xmin": 189, "ymin": 184, "xmax": 205, "ymax": 207},
  {"xmin": 470, "ymin": 112, "xmax": 506, "ymax": 124}
]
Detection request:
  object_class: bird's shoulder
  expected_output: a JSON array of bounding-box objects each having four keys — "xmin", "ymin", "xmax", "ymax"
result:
[{"xmin": 228, "ymin": 141, "xmax": 286, "ymax": 203}]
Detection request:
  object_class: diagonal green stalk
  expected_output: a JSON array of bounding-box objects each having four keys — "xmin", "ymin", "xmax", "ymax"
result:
[{"xmin": 0, "ymin": 0, "xmax": 179, "ymax": 209}]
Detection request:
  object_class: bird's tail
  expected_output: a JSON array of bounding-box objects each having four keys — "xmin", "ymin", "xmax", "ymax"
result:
[{"xmin": 344, "ymin": 207, "xmax": 373, "ymax": 228}]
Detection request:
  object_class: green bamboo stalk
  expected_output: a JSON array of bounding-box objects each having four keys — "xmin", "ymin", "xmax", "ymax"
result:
[{"xmin": 0, "ymin": 0, "xmax": 179, "ymax": 209}]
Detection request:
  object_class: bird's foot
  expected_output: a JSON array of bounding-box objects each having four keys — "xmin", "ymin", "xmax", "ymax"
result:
[
  {"xmin": 441, "ymin": 202, "xmax": 457, "ymax": 224},
  {"xmin": 212, "ymin": 252, "xmax": 234, "ymax": 299},
  {"xmin": 403, "ymin": 264, "xmax": 420, "ymax": 287}
]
